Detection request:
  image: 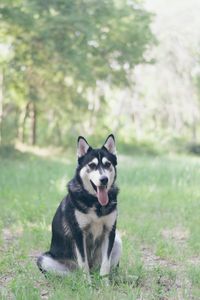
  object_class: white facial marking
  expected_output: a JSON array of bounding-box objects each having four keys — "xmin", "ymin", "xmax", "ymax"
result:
[
  {"xmin": 89, "ymin": 158, "xmax": 98, "ymax": 166},
  {"xmin": 102, "ymin": 157, "xmax": 108, "ymax": 164},
  {"xmin": 80, "ymin": 166, "xmax": 96, "ymax": 195},
  {"xmin": 80, "ymin": 156, "xmax": 115, "ymax": 195},
  {"xmin": 89, "ymin": 169, "xmax": 103, "ymax": 186},
  {"xmin": 106, "ymin": 165, "xmax": 115, "ymax": 190}
]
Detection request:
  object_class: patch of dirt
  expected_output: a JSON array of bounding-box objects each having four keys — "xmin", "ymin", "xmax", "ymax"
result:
[
  {"xmin": 41, "ymin": 290, "xmax": 49, "ymax": 300},
  {"xmin": 140, "ymin": 246, "xmax": 195, "ymax": 299},
  {"xmin": 0, "ymin": 273, "xmax": 13, "ymax": 287},
  {"xmin": 141, "ymin": 246, "xmax": 178, "ymax": 269},
  {"xmin": 0, "ymin": 228, "xmax": 22, "ymax": 298},
  {"xmin": 2, "ymin": 227, "xmax": 23, "ymax": 248},
  {"xmin": 188, "ymin": 256, "xmax": 200, "ymax": 265},
  {"xmin": 29, "ymin": 250, "xmax": 41, "ymax": 259},
  {"xmin": 0, "ymin": 273, "xmax": 15, "ymax": 300},
  {"xmin": 1, "ymin": 228, "xmax": 48, "ymax": 299},
  {"xmin": 34, "ymin": 280, "xmax": 50, "ymax": 300},
  {"xmin": 161, "ymin": 227, "xmax": 189, "ymax": 244},
  {"xmin": 29, "ymin": 250, "xmax": 51, "ymax": 299}
]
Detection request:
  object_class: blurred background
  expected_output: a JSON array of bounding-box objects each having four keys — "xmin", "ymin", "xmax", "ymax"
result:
[{"xmin": 0, "ymin": 0, "xmax": 200, "ymax": 153}]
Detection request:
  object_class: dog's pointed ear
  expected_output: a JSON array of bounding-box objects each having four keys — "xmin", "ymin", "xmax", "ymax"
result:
[
  {"xmin": 77, "ymin": 136, "xmax": 91, "ymax": 158},
  {"xmin": 102, "ymin": 134, "xmax": 116, "ymax": 155}
]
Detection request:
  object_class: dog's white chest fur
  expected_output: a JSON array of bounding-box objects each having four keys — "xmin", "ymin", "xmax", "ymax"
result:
[{"xmin": 75, "ymin": 208, "xmax": 117, "ymax": 240}]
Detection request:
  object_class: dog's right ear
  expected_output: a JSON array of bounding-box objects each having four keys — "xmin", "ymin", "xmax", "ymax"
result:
[{"xmin": 77, "ymin": 136, "xmax": 91, "ymax": 158}]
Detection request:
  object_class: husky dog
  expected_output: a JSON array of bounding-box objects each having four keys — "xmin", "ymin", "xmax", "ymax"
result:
[{"xmin": 37, "ymin": 134, "xmax": 122, "ymax": 279}]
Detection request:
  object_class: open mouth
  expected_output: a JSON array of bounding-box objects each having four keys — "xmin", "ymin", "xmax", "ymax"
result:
[{"xmin": 90, "ymin": 180, "xmax": 109, "ymax": 206}]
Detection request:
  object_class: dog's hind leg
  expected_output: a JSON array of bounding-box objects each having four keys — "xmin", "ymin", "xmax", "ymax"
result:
[
  {"xmin": 37, "ymin": 252, "xmax": 75, "ymax": 276},
  {"xmin": 110, "ymin": 232, "xmax": 122, "ymax": 268}
]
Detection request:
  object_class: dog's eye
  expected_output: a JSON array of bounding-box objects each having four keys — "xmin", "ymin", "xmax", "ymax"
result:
[
  {"xmin": 88, "ymin": 163, "xmax": 96, "ymax": 170},
  {"xmin": 104, "ymin": 161, "xmax": 111, "ymax": 168}
]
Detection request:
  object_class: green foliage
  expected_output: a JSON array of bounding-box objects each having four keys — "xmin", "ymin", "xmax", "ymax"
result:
[{"xmin": 0, "ymin": 0, "xmax": 154, "ymax": 145}]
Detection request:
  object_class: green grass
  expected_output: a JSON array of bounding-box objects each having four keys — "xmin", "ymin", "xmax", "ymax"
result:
[{"xmin": 0, "ymin": 145, "xmax": 200, "ymax": 299}]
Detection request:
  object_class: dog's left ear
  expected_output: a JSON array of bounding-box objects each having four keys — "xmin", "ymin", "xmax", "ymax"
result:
[{"xmin": 102, "ymin": 134, "xmax": 116, "ymax": 155}]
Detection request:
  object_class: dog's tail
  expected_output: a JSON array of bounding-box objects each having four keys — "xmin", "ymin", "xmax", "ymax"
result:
[{"xmin": 37, "ymin": 252, "xmax": 69, "ymax": 276}]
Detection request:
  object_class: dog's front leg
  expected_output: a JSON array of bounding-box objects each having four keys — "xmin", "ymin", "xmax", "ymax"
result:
[
  {"xmin": 100, "ymin": 226, "xmax": 116, "ymax": 277},
  {"xmin": 74, "ymin": 232, "xmax": 90, "ymax": 281}
]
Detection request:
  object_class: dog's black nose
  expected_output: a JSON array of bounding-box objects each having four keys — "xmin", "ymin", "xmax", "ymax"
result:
[{"xmin": 100, "ymin": 176, "xmax": 108, "ymax": 186}]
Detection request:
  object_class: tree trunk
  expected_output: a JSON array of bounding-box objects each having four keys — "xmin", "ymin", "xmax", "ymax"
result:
[
  {"xmin": 29, "ymin": 101, "xmax": 37, "ymax": 145},
  {"xmin": 191, "ymin": 121, "xmax": 197, "ymax": 144},
  {"xmin": 18, "ymin": 102, "xmax": 30, "ymax": 143}
]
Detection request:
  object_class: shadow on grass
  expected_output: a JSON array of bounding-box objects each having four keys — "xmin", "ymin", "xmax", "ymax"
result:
[
  {"xmin": 117, "ymin": 140, "xmax": 160, "ymax": 156},
  {"xmin": 0, "ymin": 141, "xmax": 160, "ymax": 162},
  {"xmin": 0, "ymin": 144, "xmax": 74, "ymax": 169},
  {"xmin": 0, "ymin": 144, "xmax": 34, "ymax": 160},
  {"xmin": 187, "ymin": 143, "xmax": 200, "ymax": 156}
]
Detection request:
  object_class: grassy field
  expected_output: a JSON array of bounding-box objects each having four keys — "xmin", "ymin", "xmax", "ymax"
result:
[{"xmin": 0, "ymin": 145, "xmax": 200, "ymax": 300}]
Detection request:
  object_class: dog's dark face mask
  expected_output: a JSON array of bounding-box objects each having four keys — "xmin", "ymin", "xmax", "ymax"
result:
[{"xmin": 76, "ymin": 135, "xmax": 117, "ymax": 206}]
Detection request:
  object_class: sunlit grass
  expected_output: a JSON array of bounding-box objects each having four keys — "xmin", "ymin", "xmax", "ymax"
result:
[{"xmin": 0, "ymin": 146, "xmax": 200, "ymax": 299}]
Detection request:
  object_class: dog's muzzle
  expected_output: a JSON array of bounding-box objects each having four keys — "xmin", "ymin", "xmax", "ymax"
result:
[{"xmin": 90, "ymin": 178, "xmax": 109, "ymax": 206}]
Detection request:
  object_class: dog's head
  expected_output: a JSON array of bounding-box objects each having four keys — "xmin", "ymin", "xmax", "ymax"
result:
[{"xmin": 76, "ymin": 134, "xmax": 117, "ymax": 206}]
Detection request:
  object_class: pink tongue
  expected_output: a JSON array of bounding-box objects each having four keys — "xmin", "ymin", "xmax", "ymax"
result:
[{"xmin": 97, "ymin": 186, "xmax": 109, "ymax": 206}]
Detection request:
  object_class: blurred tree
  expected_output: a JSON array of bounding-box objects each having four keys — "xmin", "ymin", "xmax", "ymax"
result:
[{"xmin": 0, "ymin": 0, "xmax": 154, "ymax": 145}]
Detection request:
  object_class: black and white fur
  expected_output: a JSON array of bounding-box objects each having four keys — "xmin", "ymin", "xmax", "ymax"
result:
[{"xmin": 37, "ymin": 134, "xmax": 122, "ymax": 279}]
